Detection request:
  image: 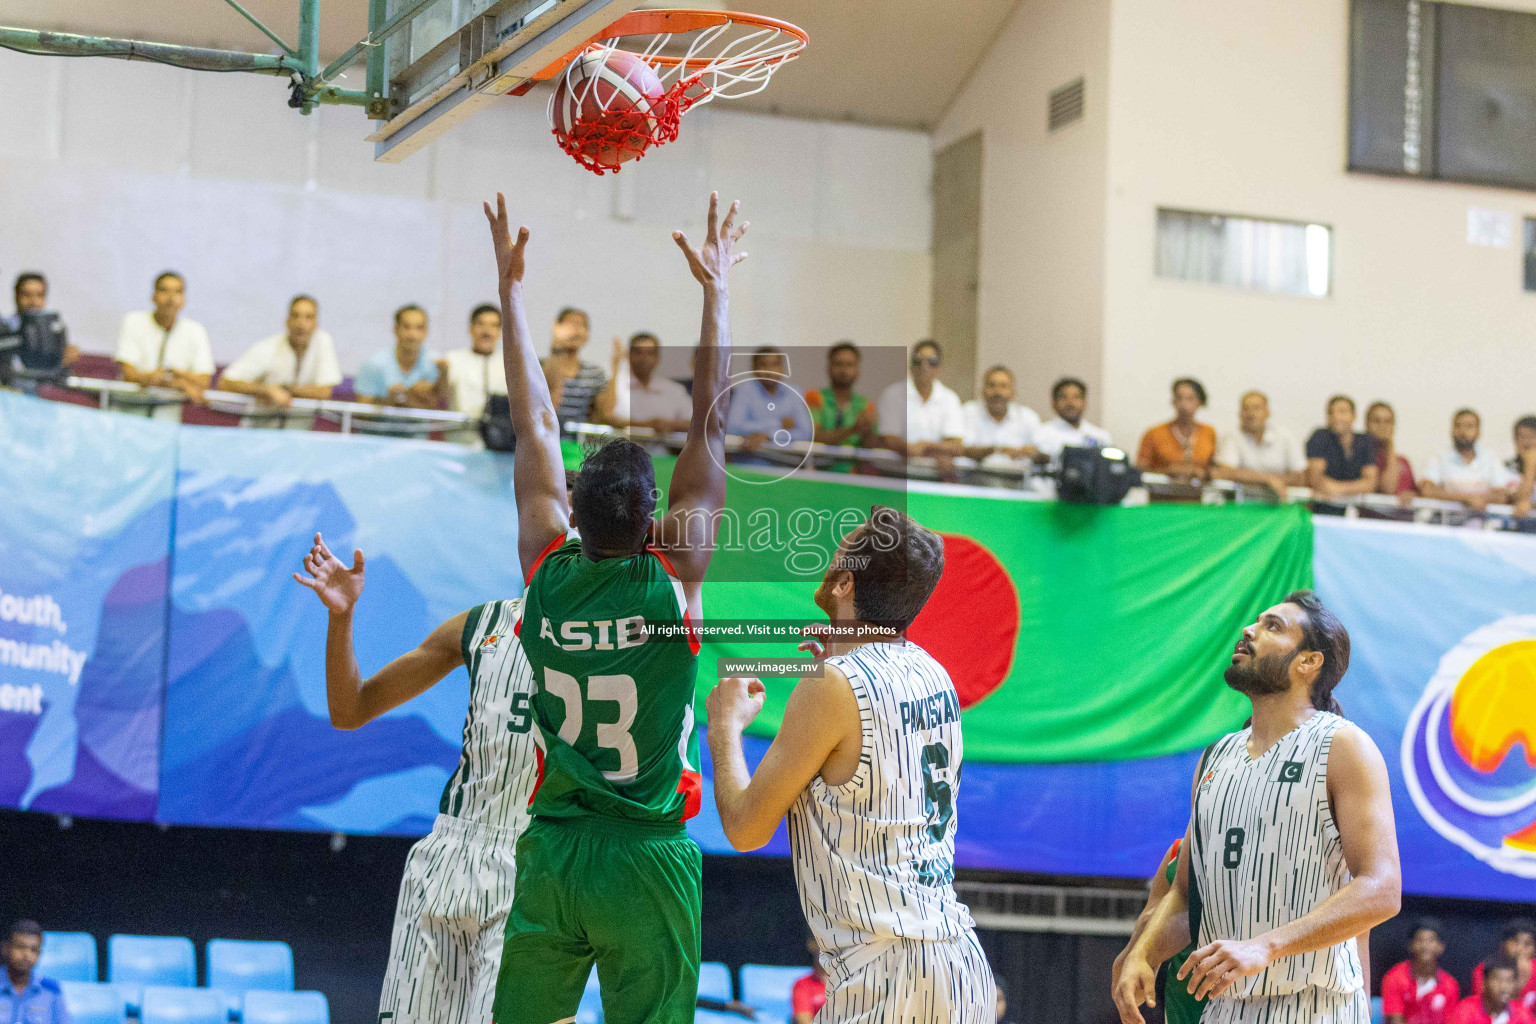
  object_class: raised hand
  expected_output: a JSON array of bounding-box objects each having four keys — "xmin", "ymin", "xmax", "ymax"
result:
[
  {"xmin": 293, "ymin": 532, "xmax": 366, "ymax": 616},
  {"xmin": 673, "ymin": 192, "xmax": 748, "ymax": 290},
  {"xmin": 705, "ymin": 676, "xmax": 766, "ymax": 735},
  {"xmin": 482, "ymin": 192, "xmax": 530, "ymax": 293}
]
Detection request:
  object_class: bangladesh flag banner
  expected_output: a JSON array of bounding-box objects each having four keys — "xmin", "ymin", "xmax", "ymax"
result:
[{"xmin": 639, "ymin": 457, "xmax": 1313, "ymax": 765}]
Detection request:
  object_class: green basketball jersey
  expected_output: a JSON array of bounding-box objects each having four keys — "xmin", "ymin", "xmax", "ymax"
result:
[{"xmin": 517, "ymin": 536, "xmax": 703, "ymax": 824}]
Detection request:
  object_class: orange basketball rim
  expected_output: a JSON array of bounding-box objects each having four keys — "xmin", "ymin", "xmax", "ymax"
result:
[{"xmin": 517, "ymin": 9, "xmax": 808, "ymax": 174}]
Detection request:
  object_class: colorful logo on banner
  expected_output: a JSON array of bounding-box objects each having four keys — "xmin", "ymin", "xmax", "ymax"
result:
[{"xmin": 1402, "ymin": 615, "xmax": 1536, "ymax": 877}]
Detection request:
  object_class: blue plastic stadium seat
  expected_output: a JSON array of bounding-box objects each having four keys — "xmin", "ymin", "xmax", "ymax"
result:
[
  {"xmin": 140, "ymin": 986, "xmax": 229, "ymax": 1024},
  {"xmin": 1371, "ymin": 996, "xmax": 1384, "ymax": 1024},
  {"xmin": 108, "ymin": 935, "xmax": 197, "ymax": 988},
  {"xmin": 740, "ymin": 964, "xmax": 807, "ymax": 1024},
  {"xmin": 575, "ymin": 966, "xmax": 603, "ymax": 1024},
  {"xmin": 59, "ymin": 981, "xmax": 127, "ymax": 1024},
  {"xmin": 697, "ymin": 962, "xmax": 732, "ymax": 1002},
  {"xmin": 241, "ymin": 990, "xmax": 329, "ymax": 1024},
  {"xmin": 207, "ymin": 939, "xmax": 294, "ymax": 1008},
  {"xmin": 40, "ymin": 932, "xmax": 98, "ymax": 983}
]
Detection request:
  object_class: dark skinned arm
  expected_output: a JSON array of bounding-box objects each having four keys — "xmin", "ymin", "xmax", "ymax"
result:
[
  {"xmin": 484, "ymin": 193, "xmax": 570, "ymax": 577},
  {"xmin": 655, "ymin": 192, "xmax": 748, "ymax": 609}
]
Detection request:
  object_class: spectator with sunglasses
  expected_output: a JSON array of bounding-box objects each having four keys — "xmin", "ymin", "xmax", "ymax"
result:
[{"xmin": 876, "ymin": 339, "xmax": 964, "ymax": 457}]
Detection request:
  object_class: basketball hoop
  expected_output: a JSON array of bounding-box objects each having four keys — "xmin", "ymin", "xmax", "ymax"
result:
[{"xmin": 528, "ymin": 9, "xmax": 808, "ymax": 175}]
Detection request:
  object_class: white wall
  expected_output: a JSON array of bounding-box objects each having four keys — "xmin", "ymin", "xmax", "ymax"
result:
[
  {"xmin": 934, "ymin": 0, "xmax": 1111, "ymax": 414},
  {"xmin": 0, "ymin": 54, "xmax": 932, "ymax": 375},
  {"xmin": 1101, "ymin": 0, "xmax": 1536, "ymax": 465},
  {"xmin": 939, "ymin": 0, "xmax": 1536, "ymax": 466}
]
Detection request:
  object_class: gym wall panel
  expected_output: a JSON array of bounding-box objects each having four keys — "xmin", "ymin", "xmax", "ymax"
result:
[
  {"xmin": 187, "ymin": 72, "xmax": 314, "ymax": 186},
  {"xmin": 0, "ymin": 54, "xmax": 933, "ymax": 374}
]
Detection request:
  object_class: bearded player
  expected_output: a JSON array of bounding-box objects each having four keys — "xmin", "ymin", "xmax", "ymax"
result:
[
  {"xmin": 707, "ymin": 506, "xmax": 995, "ymax": 1023},
  {"xmin": 481, "ymin": 190, "xmax": 744, "ymax": 1024},
  {"xmin": 1114, "ymin": 591, "xmax": 1401, "ymax": 1024},
  {"xmin": 294, "ymin": 536, "xmax": 537, "ymax": 1024}
]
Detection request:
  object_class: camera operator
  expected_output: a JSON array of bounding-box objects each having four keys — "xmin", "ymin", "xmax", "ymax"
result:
[{"xmin": 1, "ymin": 272, "xmax": 76, "ymax": 392}]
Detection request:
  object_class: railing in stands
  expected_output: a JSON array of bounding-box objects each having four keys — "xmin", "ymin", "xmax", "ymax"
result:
[{"xmin": 42, "ymin": 376, "xmax": 1536, "ymax": 528}]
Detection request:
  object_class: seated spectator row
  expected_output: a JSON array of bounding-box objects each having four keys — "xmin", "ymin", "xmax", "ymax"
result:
[
  {"xmin": 9, "ymin": 270, "xmax": 1533, "ymax": 516},
  {"xmin": 1380, "ymin": 916, "xmax": 1536, "ymax": 1024},
  {"xmin": 1134, "ymin": 380, "xmax": 1536, "ymax": 517}
]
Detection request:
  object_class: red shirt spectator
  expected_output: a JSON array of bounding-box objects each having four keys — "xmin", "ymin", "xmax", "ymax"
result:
[
  {"xmin": 1471, "ymin": 965, "xmax": 1536, "ymax": 1014},
  {"xmin": 791, "ymin": 972, "xmax": 827, "ymax": 1023},
  {"xmin": 1448, "ymin": 994, "xmax": 1536, "ymax": 1024},
  {"xmin": 1366, "ymin": 401, "xmax": 1417, "ymax": 497},
  {"xmin": 1382, "ymin": 961, "xmax": 1460, "ymax": 1023}
]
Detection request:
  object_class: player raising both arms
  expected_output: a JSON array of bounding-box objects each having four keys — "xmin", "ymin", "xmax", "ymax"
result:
[
  {"xmin": 1114, "ymin": 591, "xmax": 1400, "ymax": 1024},
  {"xmin": 707, "ymin": 506, "xmax": 996, "ymax": 1023},
  {"xmin": 293, "ymin": 536, "xmax": 537, "ymax": 1024},
  {"xmin": 481, "ymin": 190, "xmax": 744, "ymax": 1024}
]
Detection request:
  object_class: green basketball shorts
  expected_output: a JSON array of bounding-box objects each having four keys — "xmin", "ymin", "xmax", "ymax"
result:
[{"xmin": 492, "ymin": 815, "xmax": 702, "ymax": 1024}]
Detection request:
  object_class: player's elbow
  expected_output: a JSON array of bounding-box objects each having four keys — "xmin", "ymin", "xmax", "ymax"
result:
[
  {"xmin": 328, "ymin": 704, "xmax": 367, "ymax": 731},
  {"xmin": 721, "ymin": 814, "xmax": 775, "ymax": 853},
  {"xmin": 1362, "ymin": 868, "xmax": 1402, "ymax": 925}
]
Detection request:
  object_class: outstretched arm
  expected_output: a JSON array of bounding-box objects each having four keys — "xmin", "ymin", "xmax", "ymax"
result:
[
  {"xmin": 1180, "ymin": 725, "xmax": 1400, "ymax": 1001},
  {"xmin": 484, "ymin": 194, "xmax": 569, "ymax": 576},
  {"xmin": 292, "ymin": 533, "xmax": 467, "ymax": 729},
  {"xmin": 657, "ymin": 193, "xmax": 748, "ymax": 597}
]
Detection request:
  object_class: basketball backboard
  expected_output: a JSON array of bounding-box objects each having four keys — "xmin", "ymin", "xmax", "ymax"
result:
[{"xmin": 366, "ymin": 0, "xmax": 646, "ymax": 163}]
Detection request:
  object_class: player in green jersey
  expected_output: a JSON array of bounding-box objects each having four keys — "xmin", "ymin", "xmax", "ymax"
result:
[{"xmin": 481, "ymin": 190, "xmax": 745, "ymax": 1024}]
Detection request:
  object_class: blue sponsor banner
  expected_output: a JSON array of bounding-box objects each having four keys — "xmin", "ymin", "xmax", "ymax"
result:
[
  {"xmin": 157, "ymin": 426, "xmax": 523, "ymax": 835},
  {"xmin": 0, "ymin": 391, "xmax": 172, "ymax": 820},
  {"xmin": 1314, "ymin": 516, "xmax": 1536, "ymax": 902}
]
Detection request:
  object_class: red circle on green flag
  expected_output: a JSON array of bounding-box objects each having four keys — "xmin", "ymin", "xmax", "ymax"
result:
[{"xmin": 906, "ymin": 534, "xmax": 1018, "ymax": 709}]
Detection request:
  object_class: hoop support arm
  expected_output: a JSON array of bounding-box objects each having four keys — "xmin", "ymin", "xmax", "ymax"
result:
[{"xmin": 0, "ymin": 25, "xmax": 302, "ymax": 74}]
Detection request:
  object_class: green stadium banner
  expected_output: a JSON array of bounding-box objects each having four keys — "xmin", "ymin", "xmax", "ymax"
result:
[{"xmin": 635, "ymin": 457, "xmax": 1312, "ymax": 764}]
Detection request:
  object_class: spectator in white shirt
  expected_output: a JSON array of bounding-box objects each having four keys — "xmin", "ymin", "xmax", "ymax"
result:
[
  {"xmin": 1212, "ymin": 390, "xmax": 1307, "ymax": 498},
  {"xmin": 1033, "ymin": 376, "xmax": 1113, "ymax": 468},
  {"xmin": 876, "ymin": 339, "xmax": 964, "ymax": 457},
  {"xmin": 1421, "ymin": 408, "xmax": 1517, "ymax": 512},
  {"xmin": 220, "ymin": 295, "xmax": 342, "ymax": 429},
  {"xmin": 594, "ymin": 332, "xmax": 694, "ymax": 434},
  {"xmin": 436, "ymin": 303, "xmax": 507, "ymax": 429},
  {"xmin": 961, "ymin": 366, "xmax": 1041, "ymax": 468},
  {"xmin": 114, "ymin": 270, "xmax": 214, "ymax": 407}
]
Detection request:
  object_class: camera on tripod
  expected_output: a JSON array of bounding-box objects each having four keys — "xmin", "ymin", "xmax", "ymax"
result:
[
  {"xmin": 0, "ymin": 311, "xmax": 69, "ymax": 390},
  {"xmin": 1055, "ymin": 445, "xmax": 1142, "ymax": 505}
]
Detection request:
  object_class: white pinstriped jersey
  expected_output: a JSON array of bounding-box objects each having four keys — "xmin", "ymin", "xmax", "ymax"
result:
[
  {"xmin": 1190, "ymin": 711, "xmax": 1363, "ymax": 1001},
  {"xmin": 438, "ymin": 599, "xmax": 539, "ymax": 829},
  {"xmin": 787, "ymin": 640, "xmax": 976, "ymax": 960}
]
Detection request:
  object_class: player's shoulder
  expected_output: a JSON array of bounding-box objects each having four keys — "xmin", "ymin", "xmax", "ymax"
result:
[
  {"xmin": 38, "ymin": 978, "xmax": 61, "ymax": 994},
  {"xmin": 1324, "ymin": 716, "xmax": 1384, "ymax": 760}
]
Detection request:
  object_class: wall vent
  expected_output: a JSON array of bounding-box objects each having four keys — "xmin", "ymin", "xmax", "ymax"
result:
[{"xmin": 1048, "ymin": 77, "xmax": 1085, "ymax": 131}]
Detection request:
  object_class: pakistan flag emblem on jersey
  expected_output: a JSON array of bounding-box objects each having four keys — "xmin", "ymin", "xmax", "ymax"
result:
[{"xmin": 1278, "ymin": 760, "xmax": 1305, "ymax": 783}]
